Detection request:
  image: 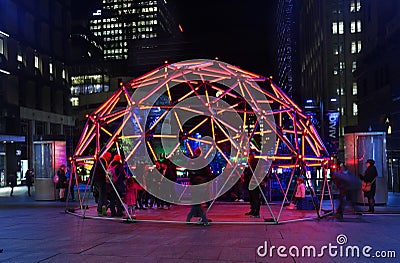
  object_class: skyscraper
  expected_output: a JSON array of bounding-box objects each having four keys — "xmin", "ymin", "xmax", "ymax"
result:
[
  {"xmin": 297, "ymin": 0, "xmax": 364, "ymax": 156},
  {"xmin": 276, "ymin": 0, "xmax": 301, "ymax": 101},
  {"xmin": 89, "ymin": 0, "xmax": 181, "ymax": 65}
]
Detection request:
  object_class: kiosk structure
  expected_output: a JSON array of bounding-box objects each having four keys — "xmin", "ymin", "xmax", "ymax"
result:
[
  {"xmin": 34, "ymin": 140, "xmax": 66, "ymax": 201},
  {"xmin": 69, "ymin": 60, "xmax": 333, "ymax": 224}
]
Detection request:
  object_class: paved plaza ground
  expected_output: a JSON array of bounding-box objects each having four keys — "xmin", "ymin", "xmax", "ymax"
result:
[{"xmin": 1, "ymin": 186, "xmax": 400, "ymax": 262}]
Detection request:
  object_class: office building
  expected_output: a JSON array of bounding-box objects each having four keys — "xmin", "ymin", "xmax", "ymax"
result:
[
  {"xmin": 296, "ymin": 0, "xmax": 364, "ymax": 156},
  {"xmin": 355, "ymin": 0, "xmax": 400, "ymax": 191},
  {"xmin": 0, "ymin": 0, "xmax": 74, "ymax": 185},
  {"xmin": 88, "ymin": 0, "xmax": 184, "ymax": 76}
]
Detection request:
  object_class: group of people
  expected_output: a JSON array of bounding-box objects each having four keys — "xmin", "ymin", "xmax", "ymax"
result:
[
  {"xmin": 240, "ymin": 154, "xmax": 379, "ymax": 220},
  {"xmin": 91, "ymin": 152, "xmax": 178, "ymax": 218},
  {"xmin": 92, "ymin": 152, "xmax": 127, "ymax": 217},
  {"xmin": 332, "ymin": 159, "xmax": 379, "ymax": 219},
  {"xmin": 88, "ymin": 149, "xmax": 379, "ymax": 223},
  {"xmin": 8, "ymin": 169, "xmax": 34, "ymax": 197},
  {"xmin": 55, "ymin": 164, "xmax": 75, "ymax": 201}
]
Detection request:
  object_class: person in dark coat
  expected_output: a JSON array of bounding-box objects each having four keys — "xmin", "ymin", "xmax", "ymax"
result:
[
  {"xmin": 108, "ymin": 154, "xmax": 126, "ymax": 217},
  {"xmin": 25, "ymin": 168, "xmax": 34, "ymax": 197},
  {"xmin": 66, "ymin": 166, "xmax": 76, "ymax": 201},
  {"xmin": 359, "ymin": 159, "xmax": 378, "ymax": 213},
  {"xmin": 92, "ymin": 152, "xmax": 112, "ymax": 216},
  {"xmin": 186, "ymin": 148, "xmax": 211, "ymax": 226},
  {"xmin": 243, "ymin": 153, "xmax": 261, "ymax": 218},
  {"xmin": 160, "ymin": 159, "xmax": 177, "ymax": 208},
  {"xmin": 8, "ymin": 173, "xmax": 17, "ymax": 196},
  {"xmin": 56, "ymin": 164, "xmax": 68, "ymax": 201}
]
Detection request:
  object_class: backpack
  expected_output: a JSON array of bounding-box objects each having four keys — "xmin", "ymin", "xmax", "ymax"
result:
[{"xmin": 105, "ymin": 165, "xmax": 118, "ymax": 183}]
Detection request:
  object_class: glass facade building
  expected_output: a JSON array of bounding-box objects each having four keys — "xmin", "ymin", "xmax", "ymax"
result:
[{"xmin": 89, "ymin": 0, "xmax": 176, "ymax": 61}]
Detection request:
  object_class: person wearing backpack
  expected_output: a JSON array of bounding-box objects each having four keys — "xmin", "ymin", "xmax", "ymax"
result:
[{"xmin": 108, "ymin": 154, "xmax": 126, "ymax": 217}]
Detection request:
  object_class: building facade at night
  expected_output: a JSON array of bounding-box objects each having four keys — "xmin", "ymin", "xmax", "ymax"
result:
[
  {"xmin": 0, "ymin": 0, "xmax": 74, "ymax": 186},
  {"xmin": 277, "ymin": 0, "xmax": 400, "ymax": 190},
  {"xmin": 355, "ymin": 0, "xmax": 400, "ymax": 191},
  {"xmin": 295, "ymin": 0, "xmax": 364, "ymax": 157},
  {"xmin": 69, "ymin": 0, "xmax": 191, "ymax": 146},
  {"xmin": 276, "ymin": 0, "xmax": 301, "ymax": 102},
  {"xmin": 88, "ymin": 0, "xmax": 184, "ymax": 75}
]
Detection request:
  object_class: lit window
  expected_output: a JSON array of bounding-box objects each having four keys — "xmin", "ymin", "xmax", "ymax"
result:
[
  {"xmin": 333, "ymin": 44, "xmax": 343, "ymax": 55},
  {"xmin": 350, "ymin": 0, "xmax": 361, "ymax": 12},
  {"xmin": 49, "ymin": 61, "xmax": 53, "ymax": 74},
  {"xmin": 350, "ymin": 1, "xmax": 356, "ymax": 12},
  {"xmin": 341, "ymin": 107, "xmax": 345, "ymax": 116},
  {"xmin": 339, "ymin": 61, "xmax": 345, "ymax": 70},
  {"xmin": 336, "ymin": 87, "xmax": 345, "ymax": 96},
  {"xmin": 351, "ymin": 41, "xmax": 362, "ymax": 53},
  {"xmin": 62, "ymin": 68, "xmax": 66, "ymax": 79},
  {"xmin": 353, "ymin": 102, "xmax": 358, "ymax": 116},
  {"xmin": 351, "ymin": 41, "xmax": 357, "ymax": 54},
  {"xmin": 351, "ymin": 21, "xmax": 356, "ymax": 33},
  {"xmin": 352, "ymin": 61, "xmax": 357, "ymax": 72},
  {"xmin": 357, "ymin": 20, "xmax": 362, "ymax": 32},
  {"xmin": 351, "ymin": 20, "xmax": 362, "ymax": 33},
  {"xmin": 338, "ymin": 21, "xmax": 344, "ymax": 34},
  {"xmin": 0, "ymin": 37, "xmax": 4, "ymax": 54},
  {"xmin": 352, "ymin": 82, "xmax": 357, "ymax": 95},
  {"xmin": 34, "ymin": 54, "xmax": 39, "ymax": 68},
  {"xmin": 17, "ymin": 49, "xmax": 23, "ymax": 62},
  {"xmin": 332, "ymin": 22, "xmax": 338, "ymax": 34},
  {"xmin": 70, "ymin": 97, "xmax": 79, "ymax": 107}
]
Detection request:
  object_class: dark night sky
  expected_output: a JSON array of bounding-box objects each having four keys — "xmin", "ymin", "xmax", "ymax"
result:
[{"xmin": 71, "ymin": 0, "xmax": 277, "ymax": 77}]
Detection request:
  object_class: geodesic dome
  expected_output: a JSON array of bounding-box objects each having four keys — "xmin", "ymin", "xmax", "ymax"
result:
[{"xmin": 69, "ymin": 59, "xmax": 333, "ymax": 224}]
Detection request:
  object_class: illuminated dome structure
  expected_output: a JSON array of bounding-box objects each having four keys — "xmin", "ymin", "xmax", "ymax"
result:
[{"xmin": 69, "ymin": 59, "xmax": 334, "ymax": 224}]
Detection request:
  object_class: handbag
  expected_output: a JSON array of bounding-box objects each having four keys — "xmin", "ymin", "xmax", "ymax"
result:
[{"xmin": 361, "ymin": 178, "xmax": 376, "ymax": 192}]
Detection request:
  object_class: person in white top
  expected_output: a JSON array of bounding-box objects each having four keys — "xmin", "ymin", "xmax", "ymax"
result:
[{"xmin": 288, "ymin": 177, "xmax": 306, "ymax": 209}]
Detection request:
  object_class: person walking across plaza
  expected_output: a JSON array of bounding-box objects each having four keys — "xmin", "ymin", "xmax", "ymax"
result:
[
  {"xmin": 25, "ymin": 168, "xmax": 34, "ymax": 197},
  {"xmin": 8, "ymin": 173, "xmax": 17, "ymax": 197},
  {"xmin": 359, "ymin": 159, "xmax": 378, "ymax": 213},
  {"xmin": 332, "ymin": 163, "xmax": 361, "ymax": 218}
]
